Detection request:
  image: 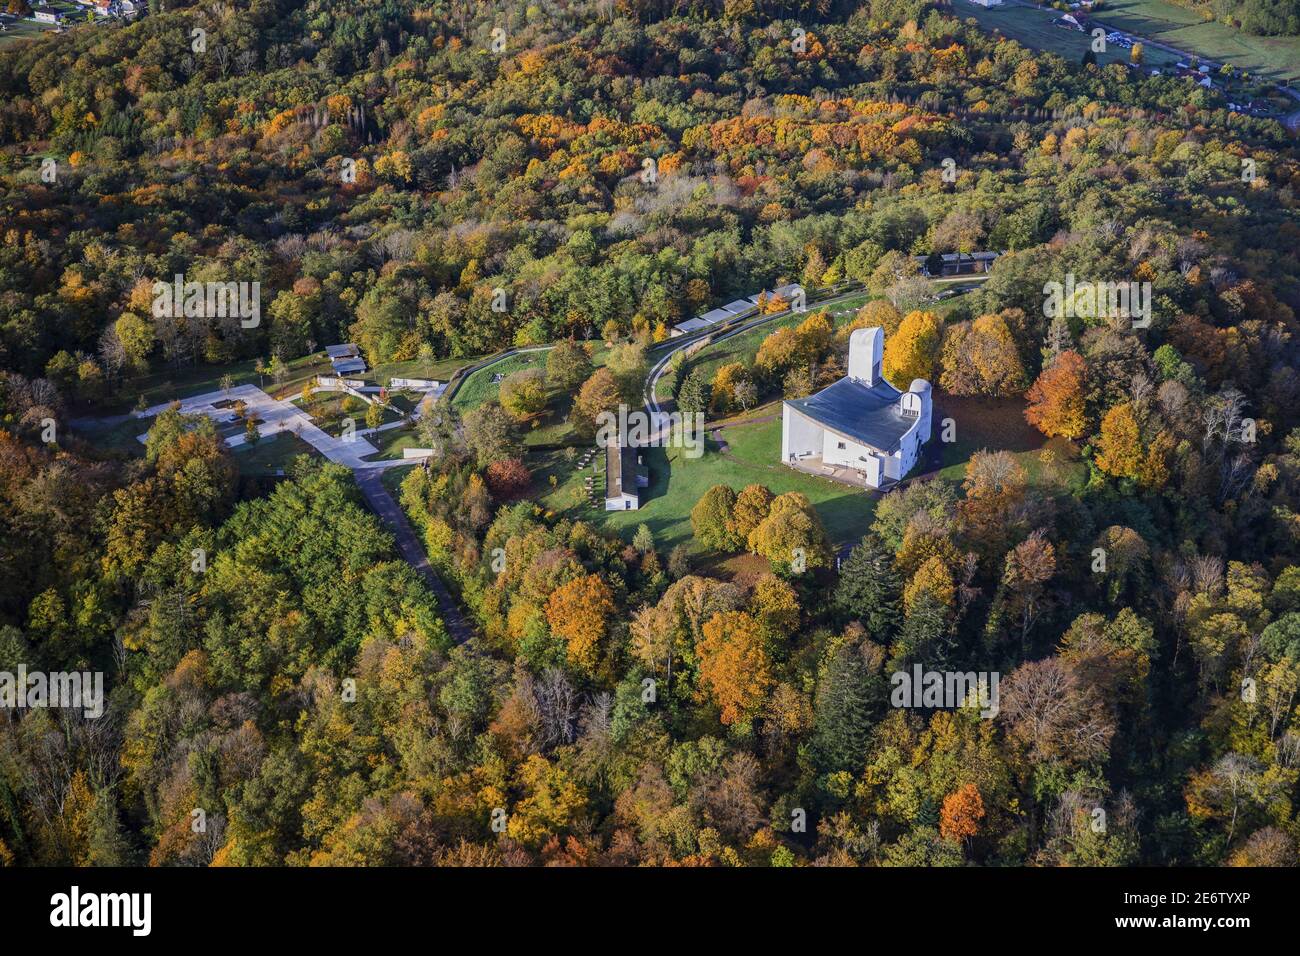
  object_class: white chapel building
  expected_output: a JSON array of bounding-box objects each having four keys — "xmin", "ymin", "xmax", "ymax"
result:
[{"xmin": 780, "ymin": 326, "xmax": 932, "ymax": 489}]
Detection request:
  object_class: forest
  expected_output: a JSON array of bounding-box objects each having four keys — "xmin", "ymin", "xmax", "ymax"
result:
[{"xmin": 0, "ymin": 0, "xmax": 1299, "ymax": 867}]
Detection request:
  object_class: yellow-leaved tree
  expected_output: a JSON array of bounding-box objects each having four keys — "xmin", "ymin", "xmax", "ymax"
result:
[
  {"xmin": 545, "ymin": 573, "xmax": 614, "ymax": 673},
  {"xmin": 883, "ymin": 310, "xmax": 943, "ymax": 384}
]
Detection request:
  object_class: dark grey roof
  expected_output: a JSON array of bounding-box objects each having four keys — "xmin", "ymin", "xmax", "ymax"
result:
[
  {"xmin": 786, "ymin": 376, "xmax": 913, "ymax": 453},
  {"xmin": 605, "ymin": 439, "xmax": 640, "ymax": 501},
  {"xmin": 326, "ymin": 344, "xmax": 361, "ymax": 358},
  {"xmin": 330, "ymin": 357, "xmax": 367, "ymax": 375}
]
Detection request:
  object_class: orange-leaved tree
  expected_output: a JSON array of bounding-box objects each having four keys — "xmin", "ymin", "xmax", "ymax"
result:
[
  {"xmin": 545, "ymin": 573, "xmax": 614, "ymax": 673},
  {"xmin": 696, "ymin": 610, "xmax": 773, "ymax": 725},
  {"xmin": 1024, "ymin": 350, "xmax": 1088, "ymax": 440}
]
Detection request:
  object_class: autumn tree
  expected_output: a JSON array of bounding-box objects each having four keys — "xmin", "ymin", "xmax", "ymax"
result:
[
  {"xmin": 691, "ymin": 484, "xmax": 740, "ymax": 552},
  {"xmin": 1024, "ymin": 350, "xmax": 1088, "ymax": 440},
  {"xmin": 546, "ymin": 340, "xmax": 593, "ymax": 390},
  {"xmin": 939, "ymin": 312, "xmax": 1028, "ymax": 396},
  {"xmin": 499, "ymin": 368, "xmax": 548, "ymax": 421},
  {"xmin": 883, "ymin": 310, "xmax": 942, "ymax": 384},
  {"xmin": 939, "ymin": 783, "xmax": 985, "ymax": 844},
  {"xmin": 463, "ymin": 400, "xmax": 519, "ymax": 466},
  {"xmin": 1001, "ymin": 656, "xmax": 1115, "ymax": 766},
  {"xmin": 839, "ymin": 300, "xmax": 903, "ymax": 343},
  {"xmin": 696, "ymin": 610, "xmax": 773, "ymax": 725},
  {"xmin": 1095, "ymin": 402, "xmax": 1171, "ymax": 486},
  {"xmin": 545, "ymin": 574, "xmax": 615, "ymax": 673},
  {"xmin": 731, "ymin": 483, "xmax": 774, "ymax": 544},
  {"xmin": 746, "ymin": 492, "xmax": 832, "ymax": 572},
  {"xmin": 573, "ymin": 368, "xmax": 622, "ymax": 438},
  {"xmin": 711, "ymin": 362, "xmax": 751, "ymax": 412}
]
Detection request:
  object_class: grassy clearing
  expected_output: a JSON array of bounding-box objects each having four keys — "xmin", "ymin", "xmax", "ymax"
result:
[
  {"xmin": 931, "ymin": 394, "xmax": 1088, "ymax": 490},
  {"xmin": 369, "ymin": 355, "xmax": 470, "ymax": 385},
  {"xmin": 0, "ymin": 19, "xmax": 56, "ymax": 48},
  {"xmin": 230, "ymin": 430, "xmax": 320, "ymax": 477},
  {"xmin": 370, "ymin": 425, "xmax": 424, "ymax": 460},
  {"xmin": 1096, "ymin": 0, "xmax": 1300, "ymax": 82},
  {"xmin": 960, "ymin": 4, "xmax": 1182, "ymax": 70},
  {"xmin": 541, "ymin": 403, "xmax": 879, "ymax": 553},
  {"xmin": 451, "ymin": 351, "xmax": 549, "ymax": 410}
]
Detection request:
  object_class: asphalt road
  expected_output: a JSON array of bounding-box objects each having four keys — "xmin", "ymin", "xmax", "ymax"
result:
[{"xmin": 353, "ymin": 468, "xmax": 475, "ymax": 645}]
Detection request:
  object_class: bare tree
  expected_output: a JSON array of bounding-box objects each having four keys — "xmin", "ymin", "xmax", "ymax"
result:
[{"xmin": 536, "ymin": 668, "xmax": 578, "ymax": 749}]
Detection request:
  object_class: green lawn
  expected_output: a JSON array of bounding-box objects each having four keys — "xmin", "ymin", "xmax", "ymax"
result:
[
  {"xmin": 960, "ymin": 4, "xmax": 1183, "ymax": 71},
  {"xmin": 369, "ymin": 355, "xmax": 471, "ymax": 386},
  {"xmin": 0, "ymin": 20, "xmax": 56, "ymax": 48},
  {"xmin": 542, "ymin": 405, "xmax": 879, "ymax": 553},
  {"xmin": 370, "ymin": 425, "xmax": 424, "ymax": 459},
  {"xmin": 231, "ymin": 430, "xmax": 321, "ymax": 477},
  {"xmin": 1095, "ymin": 0, "xmax": 1300, "ymax": 83},
  {"xmin": 451, "ymin": 351, "xmax": 549, "ymax": 410},
  {"xmin": 961, "ymin": 1, "xmax": 1300, "ymax": 85}
]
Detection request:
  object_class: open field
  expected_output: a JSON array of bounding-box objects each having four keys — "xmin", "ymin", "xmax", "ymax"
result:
[
  {"xmin": 1096, "ymin": 0, "xmax": 1300, "ymax": 83},
  {"xmin": 0, "ymin": 18, "xmax": 57, "ymax": 48},
  {"xmin": 962, "ymin": 0, "xmax": 1300, "ymax": 84},
  {"xmin": 368, "ymin": 354, "xmax": 473, "ymax": 385},
  {"xmin": 961, "ymin": 3, "xmax": 1184, "ymax": 70}
]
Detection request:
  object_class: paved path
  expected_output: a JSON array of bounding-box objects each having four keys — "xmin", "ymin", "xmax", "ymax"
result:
[
  {"xmin": 354, "ymin": 469, "xmax": 473, "ymax": 645},
  {"xmin": 137, "ymin": 383, "xmax": 410, "ymax": 470},
  {"xmin": 137, "ymin": 382, "xmax": 473, "ymax": 641}
]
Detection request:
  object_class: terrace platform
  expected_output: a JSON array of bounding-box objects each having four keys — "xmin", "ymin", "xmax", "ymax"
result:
[{"xmin": 785, "ymin": 455, "xmax": 895, "ymax": 491}]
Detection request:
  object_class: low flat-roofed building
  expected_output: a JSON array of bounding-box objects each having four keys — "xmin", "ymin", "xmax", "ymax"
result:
[
  {"xmin": 721, "ymin": 299, "xmax": 756, "ymax": 315},
  {"xmin": 671, "ymin": 317, "xmax": 713, "ymax": 337},
  {"xmin": 331, "ymin": 357, "xmax": 367, "ymax": 375}
]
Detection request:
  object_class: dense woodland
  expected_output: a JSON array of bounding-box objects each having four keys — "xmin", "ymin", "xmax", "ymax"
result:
[{"xmin": 1, "ymin": 0, "xmax": 1300, "ymax": 866}]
